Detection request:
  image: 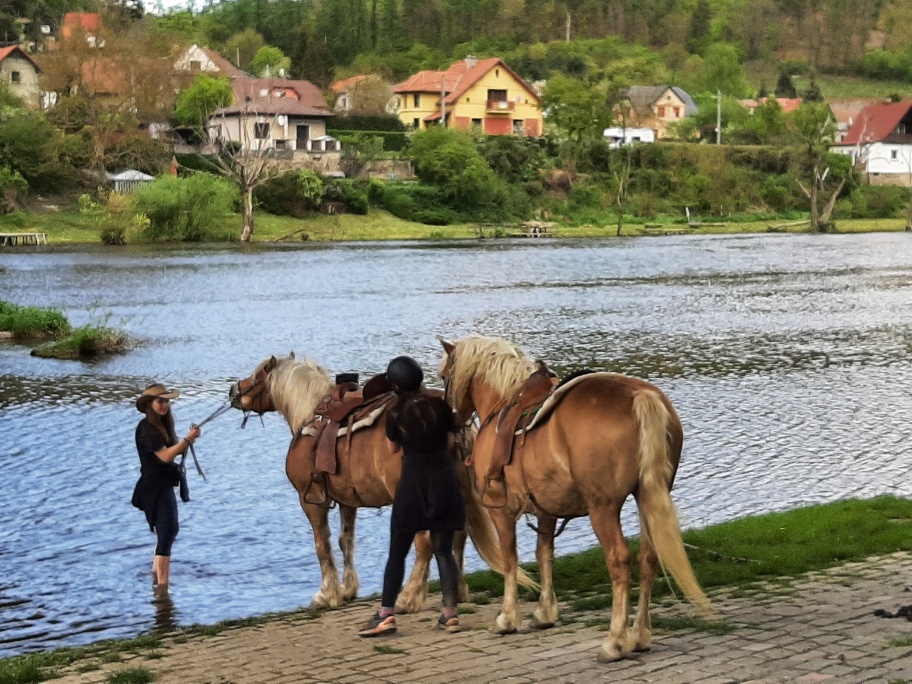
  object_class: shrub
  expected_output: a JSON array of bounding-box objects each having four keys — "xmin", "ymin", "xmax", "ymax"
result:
[
  {"xmin": 255, "ymin": 170, "xmax": 324, "ymax": 217},
  {"xmin": 322, "ymin": 179, "xmax": 369, "ymax": 215},
  {"xmin": 132, "ymin": 174, "xmax": 238, "ymax": 241}
]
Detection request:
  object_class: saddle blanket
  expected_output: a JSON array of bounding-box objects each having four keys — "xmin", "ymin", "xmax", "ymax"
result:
[{"xmin": 300, "ymin": 404, "xmax": 386, "ymax": 438}]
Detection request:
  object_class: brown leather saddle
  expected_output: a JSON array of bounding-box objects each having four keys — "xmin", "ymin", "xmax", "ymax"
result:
[
  {"xmin": 307, "ymin": 373, "xmax": 397, "ymax": 481},
  {"xmin": 485, "ymin": 361, "xmax": 559, "ymax": 488}
]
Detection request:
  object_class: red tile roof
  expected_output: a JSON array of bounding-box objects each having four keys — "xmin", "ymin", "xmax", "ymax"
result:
[
  {"xmin": 0, "ymin": 45, "xmax": 40, "ymax": 72},
  {"xmin": 61, "ymin": 12, "xmax": 101, "ymax": 40},
  {"xmin": 739, "ymin": 97, "xmax": 803, "ymax": 114},
  {"xmin": 199, "ymin": 47, "xmax": 246, "ymax": 79},
  {"xmin": 837, "ymin": 101, "xmax": 912, "ymax": 146},
  {"xmin": 330, "ymin": 74, "xmax": 370, "ymax": 94},
  {"xmin": 394, "ymin": 58, "xmax": 540, "ymax": 106}
]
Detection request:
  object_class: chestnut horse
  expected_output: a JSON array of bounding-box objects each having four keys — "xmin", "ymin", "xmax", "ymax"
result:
[
  {"xmin": 229, "ymin": 353, "xmax": 532, "ymax": 612},
  {"xmin": 438, "ymin": 335, "xmax": 713, "ymax": 662}
]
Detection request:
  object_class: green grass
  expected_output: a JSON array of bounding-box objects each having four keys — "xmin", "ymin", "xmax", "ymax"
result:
[
  {"xmin": 105, "ymin": 667, "xmax": 154, "ymax": 684},
  {"xmin": 30, "ymin": 324, "xmax": 130, "ymax": 360},
  {"xmin": 0, "ymin": 300, "xmax": 70, "ymax": 341}
]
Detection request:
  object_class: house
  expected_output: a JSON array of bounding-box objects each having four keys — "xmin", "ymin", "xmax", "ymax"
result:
[
  {"xmin": 173, "ymin": 44, "xmax": 247, "ymax": 83},
  {"xmin": 209, "ymin": 77, "xmax": 338, "ymax": 156},
  {"xmin": 393, "ymin": 56, "xmax": 542, "ymax": 136},
  {"xmin": 0, "ymin": 45, "xmax": 41, "ymax": 109},
  {"xmin": 108, "ymin": 169, "xmax": 155, "ymax": 193},
  {"xmin": 828, "ymin": 98, "xmax": 889, "ymax": 143},
  {"xmin": 738, "ymin": 97, "xmax": 803, "ymax": 115},
  {"xmin": 603, "ymin": 126, "xmax": 656, "ymax": 148},
  {"xmin": 329, "ymin": 74, "xmax": 397, "ymax": 115},
  {"xmin": 831, "ymin": 101, "xmax": 912, "ymax": 186},
  {"xmin": 614, "ymin": 86, "xmax": 697, "ymax": 139},
  {"xmin": 60, "ymin": 12, "xmax": 102, "ymax": 46}
]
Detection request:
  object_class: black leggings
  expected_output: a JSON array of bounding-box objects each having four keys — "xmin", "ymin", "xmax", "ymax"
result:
[
  {"xmin": 381, "ymin": 529, "xmax": 459, "ymax": 610},
  {"xmin": 152, "ymin": 488, "xmax": 179, "ymax": 557}
]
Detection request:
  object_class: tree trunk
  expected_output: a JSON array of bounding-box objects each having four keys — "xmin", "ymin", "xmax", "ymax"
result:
[{"xmin": 240, "ymin": 187, "xmax": 254, "ymax": 242}]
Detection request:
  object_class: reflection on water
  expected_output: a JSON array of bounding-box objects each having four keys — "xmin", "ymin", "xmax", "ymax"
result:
[{"xmin": 2, "ymin": 233, "xmax": 912, "ymax": 656}]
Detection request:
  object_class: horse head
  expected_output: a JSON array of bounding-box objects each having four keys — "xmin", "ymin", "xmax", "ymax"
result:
[
  {"xmin": 229, "ymin": 354, "xmax": 285, "ymax": 415},
  {"xmin": 438, "ymin": 336, "xmax": 477, "ymax": 425}
]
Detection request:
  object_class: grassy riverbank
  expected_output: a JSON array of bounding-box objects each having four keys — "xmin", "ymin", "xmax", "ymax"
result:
[
  {"xmin": 4, "ymin": 205, "xmax": 910, "ymax": 245},
  {"xmin": 1, "ymin": 495, "xmax": 909, "ymax": 683}
]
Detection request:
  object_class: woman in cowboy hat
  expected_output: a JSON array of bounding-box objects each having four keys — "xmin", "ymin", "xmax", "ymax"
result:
[{"xmin": 131, "ymin": 382, "xmax": 201, "ymax": 589}]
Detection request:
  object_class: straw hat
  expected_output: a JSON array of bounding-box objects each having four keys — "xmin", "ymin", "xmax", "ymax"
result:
[{"xmin": 136, "ymin": 383, "xmax": 180, "ymax": 412}]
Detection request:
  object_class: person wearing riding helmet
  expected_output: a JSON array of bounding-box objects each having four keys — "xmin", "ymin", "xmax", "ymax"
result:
[
  {"xmin": 358, "ymin": 355, "xmax": 466, "ymax": 637},
  {"xmin": 131, "ymin": 383, "xmax": 201, "ymax": 589}
]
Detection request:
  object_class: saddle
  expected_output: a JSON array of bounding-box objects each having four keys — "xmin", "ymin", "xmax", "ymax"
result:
[
  {"xmin": 487, "ymin": 361, "xmax": 559, "ymax": 484},
  {"xmin": 308, "ymin": 373, "xmax": 397, "ymax": 479}
]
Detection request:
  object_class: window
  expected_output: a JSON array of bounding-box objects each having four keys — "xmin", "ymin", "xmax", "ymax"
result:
[
  {"xmin": 898, "ymin": 123, "xmax": 907, "ymax": 135},
  {"xmin": 413, "ymin": 94, "xmax": 420, "ymax": 107},
  {"xmin": 254, "ymin": 122, "xmax": 269, "ymax": 139},
  {"xmin": 673, "ymin": 107, "xmax": 681, "ymax": 118},
  {"xmin": 488, "ymin": 89, "xmax": 507, "ymax": 103},
  {"xmin": 412, "ymin": 118, "xmax": 420, "ymax": 129},
  {"xmin": 275, "ymin": 139, "xmax": 287, "ymax": 150},
  {"xmin": 512, "ymin": 119, "xmax": 524, "ymax": 134},
  {"xmin": 10, "ymin": 71, "xmax": 20, "ymax": 84},
  {"xmin": 657, "ymin": 106, "xmax": 666, "ymax": 117},
  {"xmin": 472, "ymin": 118, "xmax": 482, "ymax": 129},
  {"xmin": 891, "ymin": 150, "xmax": 899, "ymax": 160},
  {"xmin": 189, "ymin": 60, "xmax": 201, "ymax": 71}
]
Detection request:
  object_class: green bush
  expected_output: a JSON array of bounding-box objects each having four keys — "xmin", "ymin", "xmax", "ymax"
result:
[
  {"xmin": 0, "ymin": 300, "xmax": 71, "ymax": 340},
  {"xmin": 838, "ymin": 184, "xmax": 907, "ymax": 219},
  {"xmin": 131, "ymin": 174, "xmax": 238, "ymax": 241},
  {"xmin": 255, "ymin": 170, "xmax": 324, "ymax": 217},
  {"xmin": 322, "ymin": 179, "xmax": 369, "ymax": 215}
]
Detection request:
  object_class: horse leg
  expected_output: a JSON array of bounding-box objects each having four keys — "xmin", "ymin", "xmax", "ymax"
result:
[
  {"xmin": 531, "ymin": 515, "xmax": 558, "ymax": 629},
  {"xmin": 300, "ymin": 496, "xmax": 345, "ymax": 608},
  {"xmin": 491, "ymin": 512, "xmax": 522, "ymax": 634},
  {"xmin": 590, "ymin": 503, "xmax": 634, "ymax": 663},
  {"xmin": 630, "ymin": 508, "xmax": 659, "ymax": 652},
  {"xmin": 397, "ymin": 532, "xmax": 430, "ymax": 613},
  {"xmin": 453, "ymin": 530, "xmax": 469, "ymax": 603},
  {"xmin": 338, "ymin": 504, "xmax": 360, "ymax": 602}
]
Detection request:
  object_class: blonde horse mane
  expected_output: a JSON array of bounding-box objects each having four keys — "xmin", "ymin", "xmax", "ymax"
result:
[
  {"xmin": 448, "ymin": 336, "xmax": 538, "ymax": 407},
  {"xmin": 263, "ymin": 355, "xmax": 334, "ymax": 434}
]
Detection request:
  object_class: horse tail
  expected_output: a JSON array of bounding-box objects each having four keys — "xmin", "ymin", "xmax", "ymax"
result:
[
  {"xmin": 633, "ymin": 390, "xmax": 715, "ymax": 618},
  {"xmin": 456, "ymin": 461, "xmax": 539, "ymax": 590}
]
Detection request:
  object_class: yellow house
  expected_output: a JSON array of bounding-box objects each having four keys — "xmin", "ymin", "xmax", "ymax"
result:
[{"xmin": 394, "ymin": 57, "xmax": 542, "ymax": 136}]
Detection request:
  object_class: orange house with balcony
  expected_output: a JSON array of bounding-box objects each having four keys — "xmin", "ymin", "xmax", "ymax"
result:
[{"xmin": 393, "ymin": 57, "xmax": 542, "ymax": 136}]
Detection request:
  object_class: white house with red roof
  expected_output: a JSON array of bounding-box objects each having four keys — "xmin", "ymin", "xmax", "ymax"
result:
[
  {"xmin": 0, "ymin": 45, "xmax": 41, "ymax": 109},
  {"xmin": 831, "ymin": 101, "xmax": 912, "ymax": 185},
  {"xmin": 393, "ymin": 56, "xmax": 542, "ymax": 136}
]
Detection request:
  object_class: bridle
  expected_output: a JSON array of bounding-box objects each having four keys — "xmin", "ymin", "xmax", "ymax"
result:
[{"xmin": 229, "ymin": 363, "xmax": 275, "ymax": 428}]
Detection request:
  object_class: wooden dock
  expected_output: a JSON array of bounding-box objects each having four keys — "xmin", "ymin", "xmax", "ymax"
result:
[{"xmin": 0, "ymin": 232, "xmax": 47, "ymax": 246}]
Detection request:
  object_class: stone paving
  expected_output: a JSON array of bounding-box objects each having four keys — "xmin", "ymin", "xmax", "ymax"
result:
[{"xmin": 54, "ymin": 553, "xmax": 912, "ymax": 684}]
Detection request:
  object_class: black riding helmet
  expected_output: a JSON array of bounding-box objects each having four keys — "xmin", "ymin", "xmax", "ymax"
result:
[{"xmin": 386, "ymin": 355, "xmax": 423, "ymax": 392}]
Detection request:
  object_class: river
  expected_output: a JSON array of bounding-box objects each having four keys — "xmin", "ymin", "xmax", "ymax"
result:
[{"xmin": 1, "ymin": 232, "xmax": 911, "ymax": 657}]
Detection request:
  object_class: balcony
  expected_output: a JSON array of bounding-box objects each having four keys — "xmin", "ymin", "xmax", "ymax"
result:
[{"xmin": 487, "ymin": 99, "xmax": 515, "ymax": 114}]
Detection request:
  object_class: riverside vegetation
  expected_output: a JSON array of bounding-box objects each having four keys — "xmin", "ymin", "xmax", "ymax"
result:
[
  {"xmin": 0, "ymin": 300, "xmax": 129, "ymax": 360},
  {"xmin": 0, "ymin": 495, "xmax": 909, "ymax": 683}
]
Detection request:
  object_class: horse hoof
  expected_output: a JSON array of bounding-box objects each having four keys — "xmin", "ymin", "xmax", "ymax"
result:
[
  {"xmin": 596, "ymin": 649, "xmax": 625, "ymax": 664},
  {"xmin": 530, "ymin": 620, "xmax": 555, "ymax": 630},
  {"xmin": 493, "ymin": 626, "xmax": 518, "ymax": 635},
  {"xmin": 632, "ymin": 643, "xmax": 652, "ymax": 653}
]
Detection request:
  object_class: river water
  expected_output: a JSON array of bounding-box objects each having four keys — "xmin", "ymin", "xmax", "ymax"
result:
[{"xmin": 2, "ymin": 233, "xmax": 912, "ymax": 657}]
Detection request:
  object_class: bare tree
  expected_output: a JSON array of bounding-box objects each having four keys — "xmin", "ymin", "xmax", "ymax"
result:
[{"xmin": 791, "ymin": 103, "xmax": 850, "ymax": 232}]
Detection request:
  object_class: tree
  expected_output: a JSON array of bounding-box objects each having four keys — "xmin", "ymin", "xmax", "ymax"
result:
[
  {"xmin": 697, "ymin": 43, "xmax": 750, "ymax": 97},
  {"xmin": 174, "ymin": 75, "xmax": 234, "ymax": 128},
  {"xmin": 790, "ymin": 103, "xmax": 851, "ymax": 232},
  {"xmin": 251, "ymin": 46, "xmax": 290, "ymax": 78},
  {"xmin": 224, "ymin": 29, "xmax": 265, "ymax": 73},
  {"xmin": 687, "ymin": 0, "xmax": 713, "ymax": 54},
  {"xmin": 408, "ymin": 126, "xmax": 498, "ymax": 207},
  {"xmin": 774, "ymin": 71, "xmax": 797, "ymax": 98},
  {"xmin": 541, "ymin": 74, "xmax": 612, "ymax": 143}
]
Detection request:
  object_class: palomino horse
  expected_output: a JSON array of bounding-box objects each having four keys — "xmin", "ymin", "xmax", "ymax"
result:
[
  {"xmin": 229, "ymin": 353, "xmax": 531, "ymax": 612},
  {"xmin": 438, "ymin": 335, "xmax": 713, "ymax": 663}
]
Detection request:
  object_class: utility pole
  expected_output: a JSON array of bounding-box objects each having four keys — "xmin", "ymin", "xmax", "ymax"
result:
[
  {"xmin": 440, "ymin": 75, "xmax": 446, "ymax": 127},
  {"xmin": 716, "ymin": 90, "xmax": 722, "ymax": 145}
]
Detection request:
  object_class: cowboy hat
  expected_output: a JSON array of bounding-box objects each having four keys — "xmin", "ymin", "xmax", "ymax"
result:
[{"xmin": 136, "ymin": 383, "xmax": 181, "ymax": 412}]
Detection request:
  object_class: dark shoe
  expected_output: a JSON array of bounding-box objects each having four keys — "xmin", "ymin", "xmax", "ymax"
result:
[
  {"xmin": 358, "ymin": 612, "xmax": 397, "ymax": 637},
  {"xmin": 437, "ymin": 614, "xmax": 461, "ymax": 633}
]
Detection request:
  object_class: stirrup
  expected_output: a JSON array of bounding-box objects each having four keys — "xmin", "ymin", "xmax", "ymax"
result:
[
  {"xmin": 302, "ymin": 473, "xmax": 332, "ymax": 508},
  {"xmin": 481, "ymin": 475, "xmax": 508, "ymax": 509}
]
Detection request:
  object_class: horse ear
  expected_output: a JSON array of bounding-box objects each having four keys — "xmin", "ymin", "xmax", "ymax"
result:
[
  {"xmin": 268, "ymin": 355, "xmax": 278, "ymax": 369},
  {"xmin": 289, "ymin": 351, "xmax": 295, "ymax": 359},
  {"xmin": 438, "ymin": 336, "xmax": 455, "ymax": 355}
]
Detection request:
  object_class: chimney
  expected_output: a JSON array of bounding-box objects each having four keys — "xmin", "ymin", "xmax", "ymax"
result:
[{"xmin": 465, "ymin": 55, "xmax": 477, "ymax": 69}]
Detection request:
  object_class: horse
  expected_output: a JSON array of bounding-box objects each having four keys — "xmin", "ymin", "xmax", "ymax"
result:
[
  {"xmin": 438, "ymin": 335, "xmax": 714, "ymax": 663},
  {"xmin": 229, "ymin": 353, "xmax": 532, "ymax": 612}
]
